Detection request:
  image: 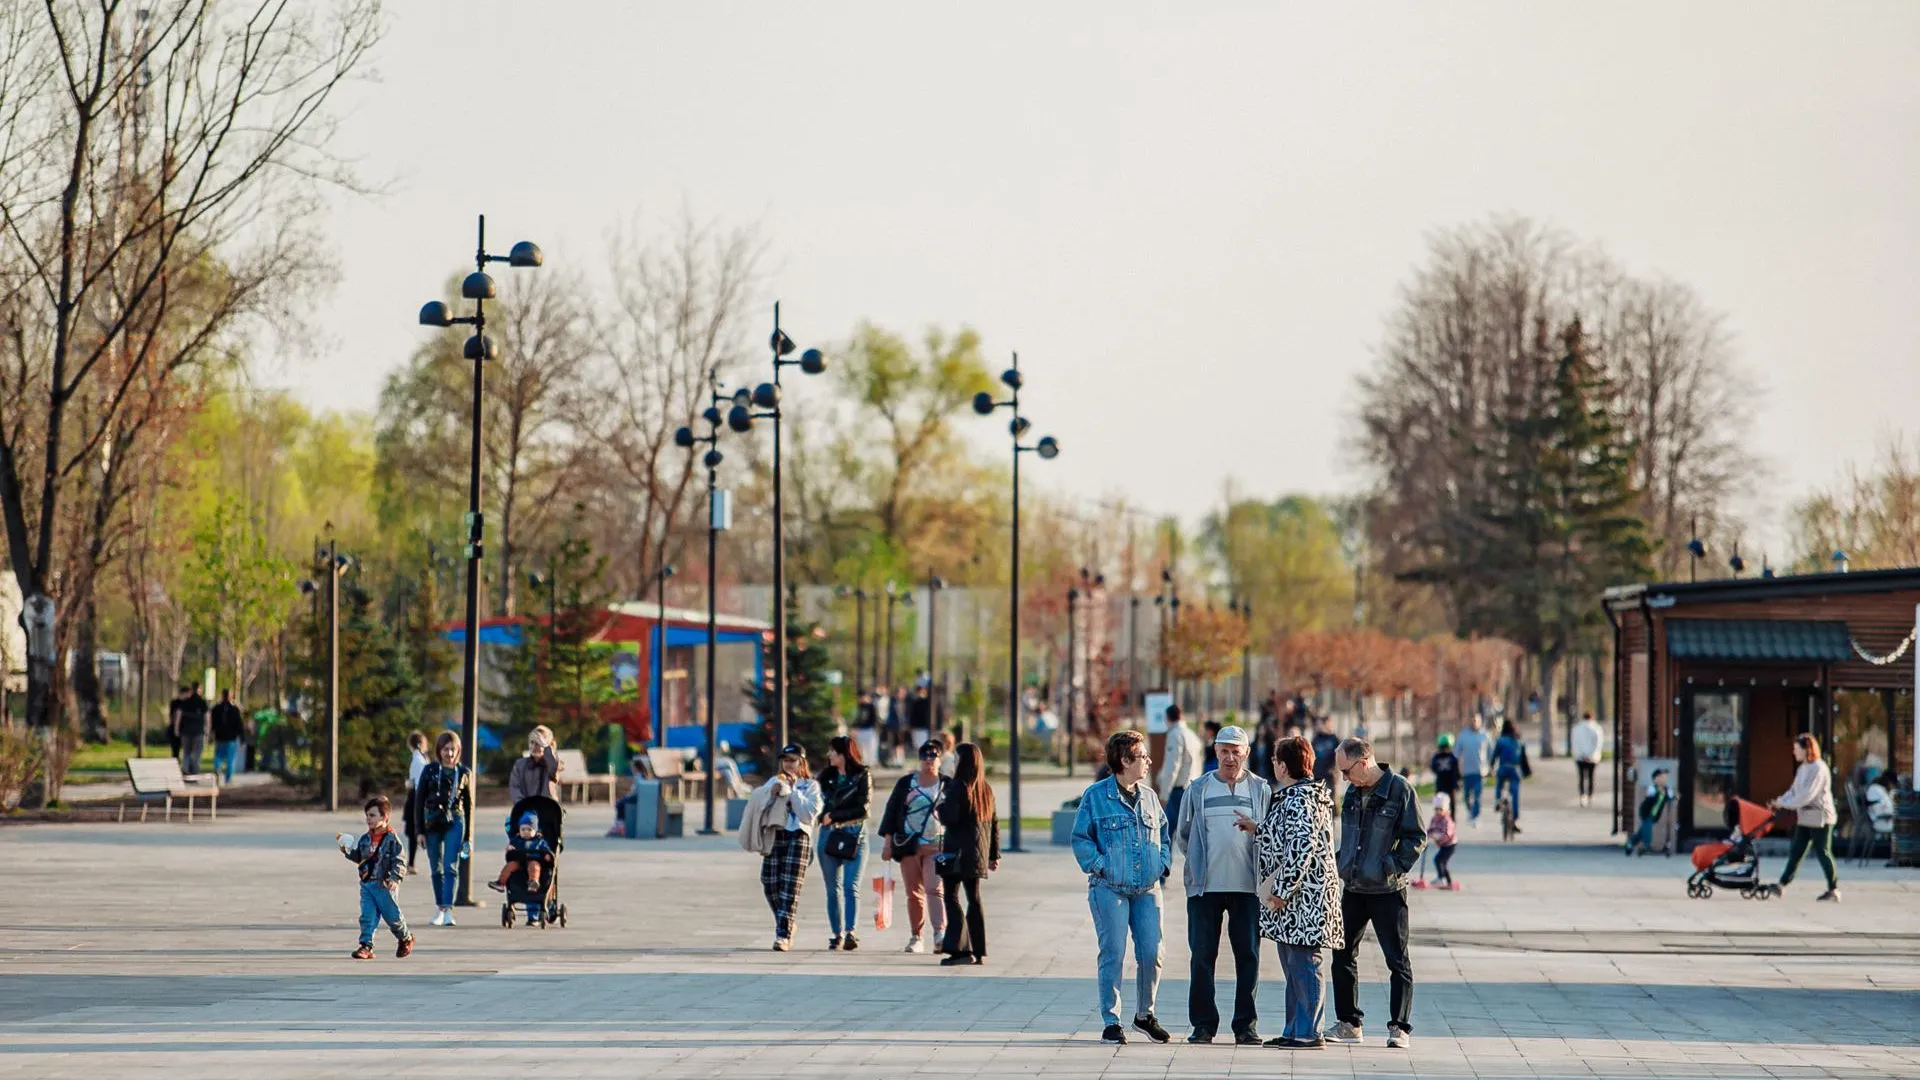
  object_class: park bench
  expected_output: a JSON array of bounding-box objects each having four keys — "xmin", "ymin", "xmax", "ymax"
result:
[
  {"xmin": 644, "ymin": 747, "xmax": 706, "ymax": 803},
  {"xmin": 118, "ymin": 757, "xmax": 218, "ymax": 823},
  {"xmin": 555, "ymin": 749, "xmax": 619, "ymax": 804}
]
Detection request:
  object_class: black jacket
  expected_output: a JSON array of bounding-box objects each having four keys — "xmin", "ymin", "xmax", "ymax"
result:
[
  {"xmin": 1336, "ymin": 764, "xmax": 1426, "ymax": 894},
  {"xmin": 937, "ymin": 780, "xmax": 1001, "ymax": 880},
  {"xmin": 176, "ymin": 694, "xmax": 209, "ymax": 738},
  {"xmin": 816, "ymin": 765, "xmax": 872, "ymax": 828},
  {"xmin": 417, "ymin": 762, "xmax": 473, "ymax": 833},
  {"xmin": 1311, "ymin": 731, "xmax": 1341, "ymax": 782},
  {"xmin": 210, "ymin": 701, "xmax": 245, "ymax": 742},
  {"xmin": 878, "ymin": 772, "xmax": 944, "ymax": 847}
]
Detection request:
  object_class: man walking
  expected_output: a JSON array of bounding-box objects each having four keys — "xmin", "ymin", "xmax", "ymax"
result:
[
  {"xmin": 1072, "ymin": 729, "xmax": 1174, "ymax": 1045},
  {"xmin": 211, "ymin": 689, "xmax": 246, "ymax": 784},
  {"xmin": 1572, "ymin": 711, "xmax": 1604, "ymax": 807},
  {"xmin": 1327, "ymin": 738, "xmax": 1425, "ymax": 1049},
  {"xmin": 1310, "ymin": 716, "xmax": 1341, "ymax": 786},
  {"xmin": 166, "ymin": 686, "xmax": 187, "ymax": 761},
  {"xmin": 1453, "ymin": 714, "xmax": 1492, "ymax": 825},
  {"xmin": 1174, "ymin": 725, "xmax": 1270, "ymax": 1045},
  {"xmin": 175, "ymin": 685, "xmax": 210, "ymax": 776},
  {"xmin": 1157, "ymin": 704, "xmax": 1204, "ymax": 827}
]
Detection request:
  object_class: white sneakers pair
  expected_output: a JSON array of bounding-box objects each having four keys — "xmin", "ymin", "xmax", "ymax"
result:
[
  {"xmin": 1325, "ymin": 1023, "xmax": 1411, "ymax": 1049},
  {"xmin": 429, "ymin": 908, "xmax": 457, "ymax": 927}
]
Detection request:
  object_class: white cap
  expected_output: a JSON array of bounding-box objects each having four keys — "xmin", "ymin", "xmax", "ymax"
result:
[{"xmin": 1213, "ymin": 725, "xmax": 1250, "ymax": 747}]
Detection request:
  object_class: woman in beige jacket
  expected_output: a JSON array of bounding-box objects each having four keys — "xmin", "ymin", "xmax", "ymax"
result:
[{"xmin": 1769, "ymin": 733, "xmax": 1840, "ymax": 902}]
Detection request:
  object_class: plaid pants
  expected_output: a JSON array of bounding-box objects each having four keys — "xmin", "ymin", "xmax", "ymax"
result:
[{"xmin": 761, "ymin": 830, "xmax": 813, "ymax": 940}]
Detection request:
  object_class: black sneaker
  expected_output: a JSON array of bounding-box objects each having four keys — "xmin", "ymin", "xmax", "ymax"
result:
[
  {"xmin": 1287, "ymin": 1036, "xmax": 1327, "ymax": 1049},
  {"xmin": 1101, "ymin": 1024, "xmax": 1128, "ymax": 1044},
  {"xmin": 1187, "ymin": 1030, "xmax": 1213, "ymax": 1044},
  {"xmin": 1234, "ymin": 1031, "xmax": 1262, "ymax": 1046},
  {"xmin": 841, "ymin": 933, "xmax": 860, "ymax": 951},
  {"xmin": 939, "ymin": 953, "xmax": 977, "ymax": 966},
  {"xmin": 1133, "ymin": 1014, "xmax": 1171, "ymax": 1043},
  {"xmin": 827, "ymin": 936, "xmax": 841, "ymax": 951}
]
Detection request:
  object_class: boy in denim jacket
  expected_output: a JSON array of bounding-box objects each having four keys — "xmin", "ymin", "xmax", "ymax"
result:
[{"xmin": 340, "ymin": 794, "xmax": 414, "ymax": 960}]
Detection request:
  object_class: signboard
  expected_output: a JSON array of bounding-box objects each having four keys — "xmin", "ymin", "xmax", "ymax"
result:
[{"xmin": 1144, "ymin": 691, "xmax": 1173, "ymax": 735}]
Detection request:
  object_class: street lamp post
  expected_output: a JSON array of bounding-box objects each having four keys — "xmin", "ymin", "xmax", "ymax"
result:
[
  {"xmin": 972, "ymin": 353, "xmax": 1060, "ymax": 854},
  {"xmin": 652, "ymin": 562, "xmax": 675, "ymax": 746},
  {"xmin": 761, "ymin": 304, "xmax": 827, "ymax": 749},
  {"xmin": 678, "ymin": 379, "xmax": 756, "ymax": 835},
  {"xmin": 417, "ymin": 214, "xmax": 543, "ymax": 906},
  {"xmin": 298, "ymin": 544, "xmax": 351, "ymax": 813},
  {"xmin": 836, "ymin": 586, "xmax": 868, "ymax": 701},
  {"xmin": 925, "ymin": 575, "xmax": 946, "ymax": 729},
  {"xmin": 1065, "ymin": 582, "xmax": 1078, "ymax": 776}
]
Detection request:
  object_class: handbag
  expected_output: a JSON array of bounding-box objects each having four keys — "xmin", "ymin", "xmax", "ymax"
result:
[
  {"xmin": 872, "ymin": 870, "xmax": 895, "ymax": 930},
  {"xmin": 1519, "ymin": 744, "xmax": 1533, "ymax": 779},
  {"xmin": 822, "ymin": 825, "xmax": 861, "ymax": 861}
]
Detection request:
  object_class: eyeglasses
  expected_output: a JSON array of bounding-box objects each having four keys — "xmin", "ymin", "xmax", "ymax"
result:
[{"xmin": 1125, "ymin": 751, "xmax": 1152, "ymax": 765}]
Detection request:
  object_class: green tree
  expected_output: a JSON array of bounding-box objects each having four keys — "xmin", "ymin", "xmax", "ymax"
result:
[
  {"xmin": 744, "ymin": 605, "xmax": 838, "ymax": 776},
  {"xmin": 184, "ymin": 494, "xmax": 294, "ymax": 693},
  {"xmin": 285, "ymin": 572, "xmax": 423, "ymax": 797}
]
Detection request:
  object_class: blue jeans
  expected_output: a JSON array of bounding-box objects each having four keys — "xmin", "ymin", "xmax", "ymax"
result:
[
  {"xmin": 358, "ymin": 880, "xmax": 409, "ymax": 945},
  {"xmin": 818, "ymin": 828, "xmax": 867, "ymax": 938},
  {"xmin": 425, "ymin": 823, "xmax": 464, "ymax": 908},
  {"xmin": 1089, "ymin": 883, "xmax": 1164, "ymax": 1027},
  {"xmin": 213, "ymin": 740, "xmax": 241, "ymax": 784},
  {"xmin": 1461, "ymin": 774, "xmax": 1484, "ymax": 820},
  {"xmin": 1495, "ymin": 768, "xmax": 1522, "ymax": 819},
  {"xmin": 1278, "ymin": 943, "xmax": 1326, "ymax": 1040},
  {"xmin": 1626, "ymin": 819, "xmax": 1655, "ymax": 852}
]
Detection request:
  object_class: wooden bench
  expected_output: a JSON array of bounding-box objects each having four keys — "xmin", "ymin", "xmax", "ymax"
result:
[
  {"xmin": 644, "ymin": 747, "xmax": 707, "ymax": 803},
  {"xmin": 555, "ymin": 749, "xmax": 619, "ymax": 804},
  {"xmin": 119, "ymin": 758, "xmax": 218, "ymax": 822}
]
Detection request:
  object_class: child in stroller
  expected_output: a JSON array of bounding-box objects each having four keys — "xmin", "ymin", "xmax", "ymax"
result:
[
  {"xmin": 495, "ymin": 795, "xmax": 567, "ymax": 928},
  {"xmin": 1686, "ymin": 796, "xmax": 1782, "ymax": 900}
]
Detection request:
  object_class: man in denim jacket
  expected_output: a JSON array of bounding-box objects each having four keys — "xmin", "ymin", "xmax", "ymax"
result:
[
  {"xmin": 1072, "ymin": 730, "xmax": 1174, "ymax": 1045},
  {"xmin": 1327, "ymin": 738, "xmax": 1425, "ymax": 1049}
]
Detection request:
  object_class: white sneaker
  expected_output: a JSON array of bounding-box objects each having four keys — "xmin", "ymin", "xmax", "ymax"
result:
[
  {"xmin": 1387, "ymin": 1028, "xmax": 1410, "ymax": 1049},
  {"xmin": 904, "ymin": 935, "xmax": 924, "ymax": 954},
  {"xmin": 1324, "ymin": 1022, "xmax": 1362, "ymax": 1044},
  {"xmin": 429, "ymin": 910, "xmax": 448, "ymax": 927}
]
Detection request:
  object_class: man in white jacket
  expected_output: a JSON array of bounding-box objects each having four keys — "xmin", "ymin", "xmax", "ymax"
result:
[
  {"xmin": 1158, "ymin": 704, "xmax": 1205, "ymax": 828},
  {"xmin": 1571, "ymin": 712, "xmax": 1604, "ymax": 807}
]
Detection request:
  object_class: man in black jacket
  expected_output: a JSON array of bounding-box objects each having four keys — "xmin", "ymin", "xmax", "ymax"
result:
[
  {"xmin": 1327, "ymin": 737, "xmax": 1424, "ymax": 1050},
  {"xmin": 210, "ymin": 690, "xmax": 246, "ymax": 783},
  {"xmin": 175, "ymin": 687, "xmax": 210, "ymax": 776}
]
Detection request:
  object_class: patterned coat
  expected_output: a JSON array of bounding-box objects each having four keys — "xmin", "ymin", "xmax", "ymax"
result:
[{"xmin": 1255, "ymin": 779, "xmax": 1344, "ymax": 949}]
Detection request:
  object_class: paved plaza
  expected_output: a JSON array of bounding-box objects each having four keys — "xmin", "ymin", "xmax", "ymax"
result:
[{"xmin": 3, "ymin": 760, "xmax": 1916, "ymax": 1079}]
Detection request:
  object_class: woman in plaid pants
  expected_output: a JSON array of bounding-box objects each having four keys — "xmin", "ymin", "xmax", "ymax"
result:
[{"xmin": 759, "ymin": 743, "xmax": 825, "ymax": 951}]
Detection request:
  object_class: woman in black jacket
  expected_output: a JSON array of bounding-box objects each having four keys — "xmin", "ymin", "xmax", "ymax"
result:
[
  {"xmin": 815, "ymin": 735, "xmax": 873, "ymax": 950},
  {"xmin": 936, "ymin": 742, "xmax": 1000, "ymax": 966}
]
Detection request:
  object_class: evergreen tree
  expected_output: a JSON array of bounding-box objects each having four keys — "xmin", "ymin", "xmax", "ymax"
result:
[
  {"xmin": 287, "ymin": 573, "xmax": 424, "ymax": 797},
  {"xmin": 744, "ymin": 599, "xmax": 839, "ymax": 776}
]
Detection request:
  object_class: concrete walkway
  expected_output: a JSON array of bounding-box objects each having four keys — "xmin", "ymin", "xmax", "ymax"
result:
[{"xmin": 1, "ymin": 757, "xmax": 1914, "ymax": 1078}]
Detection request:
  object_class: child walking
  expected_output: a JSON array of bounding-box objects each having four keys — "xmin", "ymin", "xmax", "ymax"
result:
[
  {"xmin": 342, "ymin": 794, "xmax": 415, "ymax": 959},
  {"xmin": 1427, "ymin": 792, "xmax": 1460, "ymax": 890}
]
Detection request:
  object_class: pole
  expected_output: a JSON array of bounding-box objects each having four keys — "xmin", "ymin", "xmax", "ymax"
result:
[
  {"xmin": 1066, "ymin": 587, "xmax": 1077, "ymax": 777},
  {"xmin": 854, "ymin": 592, "xmax": 865, "ymax": 700},
  {"xmin": 1007, "ymin": 355, "xmax": 1024, "ymax": 853},
  {"xmin": 326, "ymin": 539, "xmax": 340, "ymax": 814},
  {"xmin": 885, "ymin": 594, "xmax": 896, "ymax": 692},
  {"xmin": 454, "ymin": 214, "xmax": 488, "ymax": 907},
  {"xmin": 925, "ymin": 578, "xmax": 938, "ymax": 731},
  {"xmin": 1127, "ymin": 595, "xmax": 1139, "ymax": 714},
  {"xmin": 1241, "ymin": 602, "xmax": 1253, "ymax": 715},
  {"xmin": 656, "ymin": 568, "xmax": 668, "ymax": 745},
  {"xmin": 703, "ymin": 474, "xmax": 720, "ymax": 835},
  {"xmin": 770, "ymin": 302, "xmax": 789, "ymax": 749}
]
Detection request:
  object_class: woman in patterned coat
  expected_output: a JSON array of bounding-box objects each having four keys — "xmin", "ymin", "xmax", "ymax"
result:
[{"xmin": 1255, "ymin": 735, "xmax": 1344, "ymax": 1049}]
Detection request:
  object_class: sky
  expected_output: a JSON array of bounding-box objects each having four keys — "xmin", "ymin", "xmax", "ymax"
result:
[{"xmin": 292, "ymin": 2, "xmax": 1920, "ymax": 554}]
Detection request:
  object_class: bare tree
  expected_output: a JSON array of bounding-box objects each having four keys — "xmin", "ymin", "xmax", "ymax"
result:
[
  {"xmin": 580, "ymin": 212, "xmax": 763, "ymax": 598},
  {"xmin": 0, "ymin": 1, "xmax": 381, "ymax": 737}
]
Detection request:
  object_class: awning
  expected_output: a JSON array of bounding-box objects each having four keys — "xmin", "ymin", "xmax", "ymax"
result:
[{"xmin": 1666, "ymin": 619, "xmax": 1853, "ymax": 663}]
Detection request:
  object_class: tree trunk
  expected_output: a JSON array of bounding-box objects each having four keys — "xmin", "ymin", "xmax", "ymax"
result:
[
  {"xmin": 72, "ymin": 593, "xmax": 106, "ymax": 743},
  {"xmin": 1537, "ymin": 651, "xmax": 1560, "ymax": 759}
]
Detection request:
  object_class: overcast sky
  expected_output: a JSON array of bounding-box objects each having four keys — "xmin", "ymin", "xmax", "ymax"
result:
[{"xmin": 296, "ymin": 2, "xmax": 1920, "ymax": 555}]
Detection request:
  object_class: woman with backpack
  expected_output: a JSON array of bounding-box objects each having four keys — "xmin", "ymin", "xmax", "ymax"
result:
[
  {"xmin": 815, "ymin": 735, "xmax": 873, "ymax": 951},
  {"xmin": 935, "ymin": 742, "xmax": 1000, "ymax": 966},
  {"xmin": 416, "ymin": 731, "xmax": 474, "ymax": 927},
  {"xmin": 878, "ymin": 738, "xmax": 947, "ymax": 953}
]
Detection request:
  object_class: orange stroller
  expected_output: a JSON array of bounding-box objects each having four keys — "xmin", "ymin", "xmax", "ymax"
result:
[{"xmin": 1686, "ymin": 797, "xmax": 1782, "ymax": 899}]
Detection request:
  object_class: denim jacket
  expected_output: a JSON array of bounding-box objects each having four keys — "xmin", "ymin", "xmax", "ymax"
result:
[
  {"xmin": 346, "ymin": 827, "xmax": 407, "ymax": 887},
  {"xmin": 1335, "ymin": 765, "xmax": 1426, "ymax": 894},
  {"xmin": 1071, "ymin": 777, "xmax": 1172, "ymax": 896}
]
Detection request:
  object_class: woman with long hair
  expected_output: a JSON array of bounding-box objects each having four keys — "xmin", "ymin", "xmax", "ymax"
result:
[
  {"xmin": 935, "ymin": 742, "xmax": 1000, "ymax": 965},
  {"xmin": 416, "ymin": 731, "xmax": 473, "ymax": 927},
  {"xmin": 878, "ymin": 738, "xmax": 948, "ymax": 953},
  {"xmin": 816, "ymin": 734, "xmax": 874, "ymax": 950},
  {"xmin": 1255, "ymin": 735, "xmax": 1344, "ymax": 1048},
  {"xmin": 755, "ymin": 743, "xmax": 824, "ymax": 951},
  {"xmin": 1770, "ymin": 733, "xmax": 1840, "ymax": 901},
  {"xmin": 1492, "ymin": 719, "xmax": 1527, "ymax": 831}
]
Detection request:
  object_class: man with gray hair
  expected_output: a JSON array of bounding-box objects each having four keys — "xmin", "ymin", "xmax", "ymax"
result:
[
  {"xmin": 1327, "ymin": 737, "xmax": 1425, "ymax": 1049},
  {"xmin": 1174, "ymin": 725, "xmax": 1271, "ymax": 1045}
]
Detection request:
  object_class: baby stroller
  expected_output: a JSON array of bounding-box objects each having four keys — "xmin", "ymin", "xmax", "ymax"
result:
[
  {"xmin": 1686, "ymin": 797, "xmax": 1781, "ymax": 900},
  {"xmin": 500, "ymin": 794, "xmax": 568, "ymax": 928}
]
